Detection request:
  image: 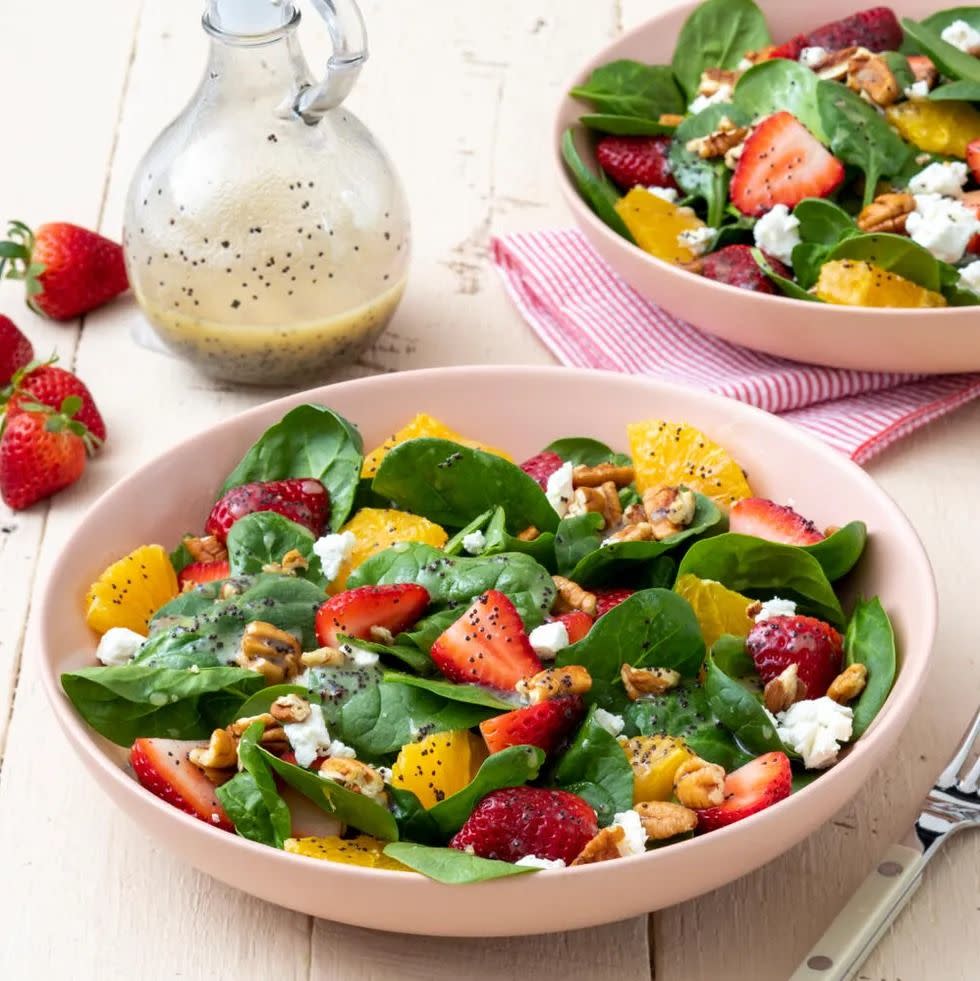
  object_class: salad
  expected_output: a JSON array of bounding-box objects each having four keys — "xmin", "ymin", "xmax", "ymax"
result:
[
  {"xmin": 563, "ymin": 1, "xmax": 980, "ymax": 307},
  {"xmin": 64, "ymin": 406, "xmax": 896, "ymax": 883}
]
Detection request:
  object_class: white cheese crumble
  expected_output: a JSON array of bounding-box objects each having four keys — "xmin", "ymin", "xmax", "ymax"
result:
[
  {"xmin": 340, "ymin": 642, "xmax": 380, "ymax": 667},
  {"xmin": 647, "ymin": 186, "xmax": 679, "ymax": 204},
  {"xmin": 904, "ymin": 79, "xmax": 930, "ymax": 100},
  {"xmin": 754, "ymin": 597, "xmax": 798, "ymax": 622},
  {"xmin": 95, "ymin": 627, "xmax": 145, "ymax": 666},
  {"xmin": 462, "ymin": 529, "xmax": 487, "ymax": 555},
  {"xmin": 528, "ymin": 620, "xmax": 569, "ymax": 660},
  {"xmin": 677, "ymin": 225, "xmax": 717, "ymax": 256},
  {"xmin": 284, "ymin": 704, "xmax": 346, "ymax": 768},
  {"xmin": 515, "ymin": 854, "xmax": 567, "ymax": 869},
  {"xmin": 776, "ymin": 697, "xmax": 853, "ymax": 770},
  {"xmin": 688, "ymin": 83, "xmax": 734, "ymax": 115},
  {"xmin": 908, "ymin": 161, "xmax": 968, "ymax": 198},
  {"xmin": 959, "ymin": 259, "xmax": 980, "ymax": 293},
  {"xmin": 611, "ymin": 809, "xmax": 648, "ymax": 856},
  {"xmin": 312, "ymin": 530, "xmax": 356, "ymax": 582},
  {"xmin": 941, "ymin": 18, "xmax": 980, "ymax": 54},
  {"xmin": 376, "ymin": 765, "xmax": 393, "ymax": 783},
  {"xmin": 907, "ymin": 194, "xmax": 980, "ymax": 264},
  {"xmin": 753, "ymin": 204, "xmax": 801, "ymax": 265},
  {"xmin": 737, "ymin": 56, "xmax": 754, "ymax": 71},
  {"xmin": 545, "ymin": 461, "xmax": 575, "ymax": 518},
  {"xmin": 799, "ymin": 46, "xmax": 829, "ymax": 68},
  {"xmin": 594, "ymin": 708, "xmax": 625, "ymax": 738}
]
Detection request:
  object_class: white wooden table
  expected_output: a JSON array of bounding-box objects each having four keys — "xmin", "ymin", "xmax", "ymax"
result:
[{"xmin": 1, "ymin": 2, "xmax": 977, "ymax": 978}]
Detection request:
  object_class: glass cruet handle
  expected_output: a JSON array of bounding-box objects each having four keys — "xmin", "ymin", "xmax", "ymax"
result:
[{"xmin": 294, "ymin": 0, "xmax": 367, "ymax": 120}]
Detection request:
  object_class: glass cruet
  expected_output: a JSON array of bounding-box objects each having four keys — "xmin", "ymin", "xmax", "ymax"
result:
[{"xmin": 122, "ymin": 0, "xmax": 410, "ymax": 385}]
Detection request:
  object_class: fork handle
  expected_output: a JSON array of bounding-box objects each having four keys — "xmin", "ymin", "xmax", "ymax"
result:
[{"xmin": 789, "ymin": 843, "xmax": 925, "ymax": 981}]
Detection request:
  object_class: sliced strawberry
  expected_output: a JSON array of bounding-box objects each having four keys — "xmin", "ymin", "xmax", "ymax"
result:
[
  {"xmin": 729, "ymin": 497, "xmax": 825, "ymax": 546},
  {"xmin": 696, "ymin": 751, "xmax": 792, "ymax": 832},
  {"xmin": 967, "ymin": 139, "xmax": 980, "ymax": 185},
  {"xmin": 480, "ymin": 694, "xmax": 585, "ymax": 756},
  {"xmin": 769, "ymin": 35, "xmax": 807, "ymax": 61},
  {"xmin": 747, "ymin": 615, "xmax": 843, "ymax": 698},
  {"xmin": 177, "ymin": 560, "xmax": 230, "ymax": 591},
  {"xmin": 593, "ymin": 587, "xmax": 635, "ymax": 618},
  {"xmin": 130, "ymin": 737, "xmax": 234, "ymax": 831},
  {"xmin": 596, "ymin": 135, "xmax": 678, "ymax": 191},
  {"xmin": 700, "ymin": 245, "xmax": 790, "ymax": 294},
  {"xmin": 552, "ymin": 610, "xmax": 593, "ymax": 644},
  {"xmin": 315, "ymin": 583, "xmax": 430, "ymax": 648},
  {"xmin": 430, "ymin": 590, "xmax": 542, "ymax": 690},
  {"xmin": 206, "ymin": 477, "xmax": 329, "ymax": 542},
  {"xmin": 731, "ymin": 112, "xmax": 846, "ymax": 217},
  {"xmin": 802, "ymin": 7, "xmax": 902, "ymax": 53},
  {"xmin": 519, "ymin": 450, "xmax": 564, "ymax": 490},
  {"xmin": 450, "ymin": 786, "xmax": 598, "ymax": 864}
]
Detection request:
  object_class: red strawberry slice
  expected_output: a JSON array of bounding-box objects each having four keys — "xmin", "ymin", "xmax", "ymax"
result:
[
  {"xmin": 552, "ymin": 610, "xmax": 593, "ymax": 644},
  {"xmin": 430, "ymin": 590, "xmax": 542, "ymax": 690},
  {"xmin": 696, "ymin": 751, "xmax": 792, "ymax": 832},
  {"xmin": 964, "ymin": 190, "xmax": 980, "ymax": 255},
  {"xmin": 519, "ymin": 450, "xmax": 564, "ymax": 490},
  {"xmin": 596, "ymin": 135, "xmax": 678, "ymax": 191},
  {"xmin": 0, "ymin": 315, "xmax": 33, "ymax": 386},
  {"xmin": 593, "ymin": 587, "xmax": 635, "ymax": 618},
  {"xmin": 450, "ymin": 786, "xmax": 598, "ymax": 864},
  {"xmin": 5, "ymin": 362, "xmax": 107, "ymax": 444},
  {"xmin": 315, "ymin": 583, "xmax": 430, "ymax": 648},
  {"xmin": 770, "ymin": 36, "xmax": 807, "ymax": 61},
  {"xmin": 206, "ymin": 477, "xmax": 329, "ymax": 542},
  {"xmin": 177, "ymin": 560, "xmax": 230, "ymax": 591},
  {"xmin": 731, "ymin": 112, "xmax": 845, "ymax": 217},
  {"xmin": 130, "ymin": 737, "xmax": 233, "ymax": 831},
  {"xmin": 700, "ymin": 245, "xmax": 791, "ymax": 294},
  {"xmin": 967, "ymin": 140, "xmax": 980, "ymax": 185},
  {"xmin": 479, "ymin": 694, "xmax": 586, "ymax": 756},
  {"xmin": 729, "ymin": 498, "xmax": 825, "ymax": 546},
  {"xmin": 803, "ymin": 7, "xmax": 903, "ymax": 53},
  {"xmin": 747, "ymin": 615, "xmax": 843, "ymax": 698}
]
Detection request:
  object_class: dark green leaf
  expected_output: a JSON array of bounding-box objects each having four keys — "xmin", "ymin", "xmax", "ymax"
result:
[
  {"xmin": 562, "ymin": 780, "xmax": 618, "ymax": 827},
  {"xmin": 902, "ymin": 17, "xmax": 980, "ymax": 84},
  {"xmin": 554, "ymin": 512, "xmax": 604, "ymax": 576},
  {"xmin": 580, "ymin": 115, "xmax": 676, "ymax": 136},
  {"xmin": 215, "ymin": 770, "xmax": 280, "ymax": 846},
  {"xmin": 443, "ymin": 508, "xmax": 494, "ymax": 556},
  {"xmin": 228, "ymin": 721, "xmax": 292, "ymax": 846},
  {"xmin": 734, "ymin": 59, "xmax": 825, "ymax": 140},
  {"xmin": 929, "ymin": 79, "xmax": 980, "ymax": 100},
  {"xmin": 382, "ymin": 843, "xmax": 535, "ymax": 883},
  {"xmin": 804, "ymin": 521, "xmax": 867, "ymax": 582},
  {"xmin": 543, "ymin": 437, "xmax": 631, "ymax": 468},
  {"xmin": 794, "ymin": 198, "xmax": 859, "ymax": 247},
  {"xmin": 225, "ymin": 512, "xmax": 325, "ymax": 586},
  {"xmin": 387, "ymin": 786, "xmax": 442, "ymax": 844},
  {"xmin": 234, "ymin": 684, "xmax": 319, "ymax": 720},
  {"xmin": 882, "ymin": 52, "xmax": 916, "ymax": 93},
  {"xmin": 571, "ymin": 60, "xmax": 684, "ymax": 119},
  {"xmin": 169, "ymin": 539, "xmax": 195, "ymax": 575},
  {"xmin": 711, "ymin": 634, "xmax": 755, "ymax": 677},
  {"xmin": 481, "ymin": 507, "xmax": 558, "ymax": 570},
  {"xmin": 383, "ymin": 671, "xmax": 516, "ymax": 710},
  {"xmin": 561, "ymin": 128, "xmax": 635, "ymax": 242},
  {"xmin": 753, "ymin": 249, "xmax": 821, "ymax": 301},
  {"xmin": 302, "ymin": 659, "xmax": 384, "ymax": 726},
  {"xmin": 704, "ymin": 655, "xmax": 789, "ymax": 756},
  {"xmin": 844, "ymin": 597, "xmax": 897, "ymax": 738}
]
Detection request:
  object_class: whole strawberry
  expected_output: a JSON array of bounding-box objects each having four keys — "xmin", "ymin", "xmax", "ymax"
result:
[
  {"xmin": 746, "ymin": 615, "xmax": 843, "ymax": 698},
  {"xmin": 0, "ymin": 315, "xmax": 33, "ymax": 385},
  {"xmin": 5, "ymin": 362, "xmax": 107, "ymax": 444},
  {"xmin": 596, "ymin": 136, "xmax": 678, "ymax": 191},
  {"xmin": 206, "ymin": 478, "xmax": 330, "ymax": 542},
  {"xmin": 450, "ymin": 786, "xmax": 598, "ymax": 864},
  {"xmin": 519, "ymin": 450, "xmax": 564, "ymax": 489},
  {"xmin": 0, "ymin": 397, "xmax": 96, "ymax": 509},
  {"xmin": 0, "ymin": 220, "xmax": 128, "ymax": 321}
]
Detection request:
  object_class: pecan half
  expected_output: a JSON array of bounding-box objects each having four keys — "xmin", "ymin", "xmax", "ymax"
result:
[
  {"xmin": 571, "ymin": 826, "xmax": 628, "ymax": 866},
  {"xmin": 673, "ymin": 757, "xmax": 726, "ymax": 809},
  {"xmin": 642, "ymin": 485, "xmax": 696, "ymax": 540},
  {"xmin": 567, "ymin": 482, "xmax": 622, "ymax": 530},
  {"xmin": 857, "ymin": 192, "xmax": 914, "ymax": 234},
  {"xmin": 572, "ymin": 462, "xmax": 635, "ymax": 488},
  {"xmin": 620, "ymin": 663, "xmax": 681, "ymax": 700},
  {"xmin": 552, "ymin": 575, "xmax": 597, "ymax": 616},
  {"xmin": 236, "ymin": 620, "xmax": 302, "ymax": 684},
  {"xmin": 604, "ymin": 522, "xmax": 655, "ymax": 544},
  {"xmin": 827, "ymin": 663, "xmax": 868, "ymax": 705},
  {"xmin": 270, "ymin": 693, "xmax": 312, "ymax": 724},
  {"xmin": 633, "ymin": 801, "xmax": 698, "ymax": 840},
  {"xmin": 847, "ymin": 51, "xmax": 900, "ymax": 107},
  {"xmin": 516, "ymin": 665, "xmax": 592, "ymax": 703},
  {"xmin": 182, "ymin": 534, "xmax": 228, "ymax": 564},
  {"xmin": 188, "ymin": 728, "xmax": 238, "ymax": 771},
  {"xmin": 261, "ymin": 548, "xmax": 310, "ymax": 576},
  {"xmin": 685, "ymin": 116, "xmax": 750, "ymax": 160},
  {"xmin": 319, "ymin": 757, "xmax": 388, "ymax": 804}
]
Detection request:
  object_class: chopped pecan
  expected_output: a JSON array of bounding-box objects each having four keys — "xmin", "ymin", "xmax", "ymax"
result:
[
  {"xmin": 847, "ymin": 51, "xmax": 900, "ymax": 106},
  {"xmin": 552, "ymin": 575, "xmax": 597, "ymax": 616},
  {"xmin": 604, "ymin": 522, "xmax": 655, "ymax": 544},
  {"xmin": 187, "ymin": 728, "xmax": 237, "ymax": 771},
  {"xmin": 182, "ymin": 534, "xmax": 228, "ymax": 564},
  {"xmin": 673, "ymin": 757, "xmax": 726, "ymax": 809},
  {"xmin": 763, "ymin": 663, "xmax": 808, "ymax": 713},
  {"xmin": 827, "ymin": 663, "xmax": 868, "ymax": 705},
  {"xmin": 227, "ymin": 713, "xmax": 276, "ymax": 737},
  {"xmin": 300, "ymin": 645, "xmax": 347, "ymax": 668},
  {"xmin": 567, "ymin": 482, "xmax": 622, "ymax": 529},
  {"xmin": 261, "ymin": 548, "xmax": 310, "ymax": 576},
  {"xmin": 642, "ymin": 485, "xmax": 697, "ymax": 540},
  {"xmin": 516, "ymin": 526, "xmax": 540, "ymax": 542},
  {"xmin": 571, "ymin": 826, "xmax": 628, "ymax": 866},
  {"xmin": 572, "ymin": 463, "xmax": 635, "ymax": 488},
  {"xmin": 270, "ymin": 693, "xmax": 312, "ymax": 724},
  {"xmin": 235, "ymin": 620, "xmax": 302, "ymax": 684},
  {"xmin": 620, "ymin": 663, "xmax": 681, "ymax": 700},
  {"xmin": 697, "ymin": 67, "xmax": 740, "ymax": 97},
  {"xmin": 633, "ymin": 800, "xmax": 698, "ymax": 839},
  {"xmin": 685, "ymin": 116, "xmax": 750, "ymax": 160},
  {"xmin": 659, "ymin": 113, "xmax": 684, "ymax": 127},
  {"xmin": 319, "ymin": 758, "xmax": 388, "ymax": 803},
  {"xmin": 370, "ymin": 625, "xmax": 395, "ymax": 644},
  {"xmin": 516, "ymin": 665, "xmax": 592, "ymax": 703},
  {"xmin": 622, "ymin": 503, "xmax": 647, "ymax": 525},
  {"xmin": 857, "ymin": 192, "xmax": 914, "ymax": 234},
  {"xmin": 816, "ymin": 46, "xmax": 861, "ymax": 81}
]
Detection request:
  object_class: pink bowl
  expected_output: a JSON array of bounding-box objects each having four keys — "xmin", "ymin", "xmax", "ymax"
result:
[
  {"xmin": 554, "ymin": 0, "xmax": 980, "ymax": 373},
  {"xmin": 40, "ymin": 366, "xmax": 935, "ymax": 935}
]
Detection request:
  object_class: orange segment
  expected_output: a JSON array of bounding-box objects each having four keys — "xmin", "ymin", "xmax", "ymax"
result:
[
  {"xmin": 622, "ymin": 735, "xmax": 693, "ymax": 804},
  {"xmin": 85, "ymin": 544, "xmax": 179, "ymax": 635},
  {"xmin": 362, "ymin": 413, "xmax": 512, "ymax": 478},
  {"xmin": 627, "ymin": 420, "xmax": 752, "ymax": 511},
  {"xmin": 885, "ymin": 100, "xmax": 980, "ymax": 158},
  {"xmin": 614, "ymin": 188, "xmax": 706, "ymax": 264},
  {"xmin": 815, "ymin": 260, "xmax": 946, "ymax": 308},
  {"xmin": 675, "ymin": 574, "xmax": 756, "ymax": 648},
  {"xmin": 390, "ymin": 729, "xmax": 487, "ymax": 809},
  {"xmin": 284, "ymin": 835, "xmax": 410, "ymax": 871}
]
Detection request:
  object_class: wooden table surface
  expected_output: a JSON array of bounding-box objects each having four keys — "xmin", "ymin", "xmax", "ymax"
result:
[{"xmin": 1, "ymin": 1, "xmax": 977, "ymax": 978}]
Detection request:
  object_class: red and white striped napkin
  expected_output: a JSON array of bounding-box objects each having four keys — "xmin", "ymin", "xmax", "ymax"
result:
[{"xmin": 491, "ymin": 229, "xmax": 980, "ymax": 464}]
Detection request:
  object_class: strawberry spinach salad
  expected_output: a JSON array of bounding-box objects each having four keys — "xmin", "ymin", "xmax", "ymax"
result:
[
  {"xmin": 564, "ymin": 1, "xmax": 980, "ymax": 307},
  {"xmin": 64, "ymin": 407, "xmax": 897, "ymax": 882}
]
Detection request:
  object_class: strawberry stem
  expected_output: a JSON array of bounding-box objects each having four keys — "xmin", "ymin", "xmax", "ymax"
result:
[{"xmin": 0, "ymin": 221, "xmax": 45, "ymax": 304}]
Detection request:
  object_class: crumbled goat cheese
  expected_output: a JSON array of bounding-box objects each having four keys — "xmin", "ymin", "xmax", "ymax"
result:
[
  {"xmin": 908, "ymin": 161, "xmax": 968, "ymax": 198},
  {"xmin": 462, "ymin": 529, "xmax": 487, "ymax": 555},
  {"xmin": 904, "ymin": 79, "xmax": 930, "ymax": 100},
  {"xmin": 376, "ymin": 765, "xmax": 393, "ymax": 782},
  {"xmin": 799, "ymin": 46, "xmax": 829, "ymax": 68},
  {"xmin": 678, "ymin": 226, "xmax": 717, "ymax": 257},
  {"xmin": 545, "ymin": 461, "xmax": 575, "ymax": 518},
  {"xmin": 341, "ymin": 643, "xmax": 380, "ymax": 667},
  {"xmin": 284, "ymin": 704, "xmax": 338, "ymax": 768},
  {"xmin": 515, "ymin": 854, "xmax": 567, "ymax": 869},
  {"xmin": 907, "ymin": 194, "xmax": 980, "ymax": 264},
  {"xmin": 776, "ymin": 697, "xmax": 853, "ymax": 770},
  {"xmin": 754, "ymin": 597, "xmax": 798, "ymax": 622},
  {"xmin": 753, "ymin": 204, "xmax": 801, "ymax": 265},
  {"xmin": 959, "ymin": 259, "xmax": 980, "ymax": 293},
  {"xmin": 688, "ymin": 83, "xmax": 734, "ymax": 115},
  {"xmin": 95, "ymin": 627, "xmax": 145, "ymax": 666},
  {"xmin": 594, "ymin": 708, "xmax": 626, "ymax": 738},
  {"xmin": 941, "ymin": 18, "xmax": 980, "ymax": 53},
  {"xmin": 612, "ymin": 809, "xmax": 648, "ymax": 856},
  {"xmin": 647, "ymin": 186, "xmax": 679, "ymax": 203},
  {"xmin": 312, "ymin": 531, "xmax": 357, "ymax": 582},
  {"xmin": 737, "ymin": 56, "xmax": 754, "ymax": 71},
  {"xmin": 528, "ymin": 621, "xmax": 569, "ymax": 660}
]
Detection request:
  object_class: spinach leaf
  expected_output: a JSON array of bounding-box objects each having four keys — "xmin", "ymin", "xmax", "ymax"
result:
[
  {"xmin": 543, "ymin": 437, "xmax": 631, "ymax": 468},
  {"xmin": 622, "ymin": 682, "xmax": 751, "ymax": 770},
  {"xmin": 580, "ymin": 115, "xmax": 676, "ymax": 136},
  {"xmin": 903, "ymin": 17, "xmax": 980, "ymax": 84},
  {"xmin": 646, "ymin": 554, "xmax": 679, "ymax": 590},
  {"xmin": 827, "ymin": 233, "xmax": 947, "ymax": 292},
  {"xmin": 816, "ymin": 82, "xmax": 913, "ymax": 205},
  {"xmin": 258, "ymin": 747, "xmax": 399, "ymax": 840},
  {"xmin": 794, "ymin": 198, "xmax": 858, "ymax": 246},
  {"xmin": 554, "ymin": 512, "xmax": 604, "ymax": 576},
  {"xmin": 387, "ymin": 786, "xmax": 442, "ymax": 845},
  {"xmin": 234, "ymin": 684, "xmax": 319, "ymax": 720},
  {"xmin": 677, "ymin": 533, "xmax": 845, "ymax": 628},
  {"xmin": 60, "ymin": 664, "xmax": 265, "ymax": 746},
  {"xmin": 383, "ymin": 672, "xmax": 516, "ymax": 711},
  {"xmin": 372, "ymin": 438, "xmax": 559, "ymax": 534},
  {"xmin": 554, "ymin": 707, "xmax": 634, "ymax": 825},
  {"xmin": 334, "ymin": 633, "xmax": 434, "ymax": 675},
  {"xmin": 754, "ymin": 249, "xmax": 821, "ymax": 301},
  {"xmin": 339, "ymin": 682, "xmax": 497, "ymax": 758},
  {"xmin": 226, "ymin": 512, "xmax": 324, "ymax": 586},
  {"xmin": 844, "ymin": 597, "xmax": 897, "ymax": 738},
  {"xmin": 734, "ymin": 59, "xmax": 825, "ymax": 140},
  {"xmin": 671, "ymin": 0, "xmax": 771, "ymax": 100},
  {"xmin": 571, "ymin": 60, "xmax": 684, "ymax": 119},
  {"xmin": 922, "ymin": 6, "xmax": 980, "ymax": 34},
  {"xmin": 791, "ymin": 243, "xmax": 834, "ymax": 292},
  {"xmin": 382, "ymin": 843, "xmax": 535, "ymax": 883},
  {"xmin": 218, "ymin": 404, "xmax": 363, "ymax": 531},
  {"xmin": 170, "ymin": 539, "xmax": 194, "ymax": 575},
  {"xmin": 929, "ymin": 80, "xmax": 980, "ymax": 101},
  {"xmin": 805, "ymin": 521, "xmax": 867, "ymax": 582},
  {"xmin": 481, "ymin": 507, "xmax": 558, "ymax": 570},
  {"xmin": 882, "ymin": 52, "xmax": 916, "ymax": 93},
  {"xmin": 704, "ymin": 655, "xmax": 789, "ymax": 756},
  {"xmin": 670, "ymin": 105, "xmax": 752, "ymax": 228},
  {"xmin": 428, "ymin": 746, "xmax": 546, "ymax": 836},
  {"xmin": 557, "ymin": 588, "xmax": 705, "ymax": 704},
  {"xmin": 568, "ymin": 493, "xmax": 722, "ymax": 586},
  {"xmin": 304, "ymin": 660, "xmax": 384, "ymax": 726},
  {"xmin": 562, "ymin": 781, "xmax": 618, "ymax": 827},
  {"xmin": 443, "ymin": 508, "xmax": 494, "ymax": 556},
  {"xmin": 711, "ymin": 634, "xmax": 755, "ymax": 678},
  {"xmin": 561, "ymin": 129, "xmax": 635, "ymax": 242}
]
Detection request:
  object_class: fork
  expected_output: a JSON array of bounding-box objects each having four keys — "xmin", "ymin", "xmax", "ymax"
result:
[{"xmin": 790, "ymin": 708, "xmax": 980, "ymax": 981}]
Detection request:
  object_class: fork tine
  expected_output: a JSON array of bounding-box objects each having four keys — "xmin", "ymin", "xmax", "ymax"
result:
[
  {"xmin": 957, "ymin": 756, "xmax": 980, "ymax": 796},
  {"xmin": 936, "ymin": 708, "xmax": 980, "ymax": 790}
]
